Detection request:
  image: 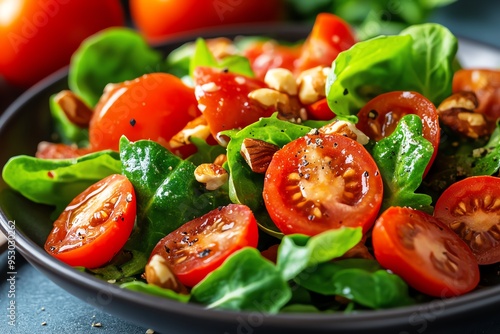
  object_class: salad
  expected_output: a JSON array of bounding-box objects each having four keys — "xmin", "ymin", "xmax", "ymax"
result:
[{"xmin": 3, "ymin": 12, "xmax": 500, "ymax": 313}]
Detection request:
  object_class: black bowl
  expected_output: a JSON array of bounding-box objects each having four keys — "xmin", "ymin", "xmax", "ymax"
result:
[{"xmin": 1, "ymin": 24, "xmax": 500, "ymax": 334}]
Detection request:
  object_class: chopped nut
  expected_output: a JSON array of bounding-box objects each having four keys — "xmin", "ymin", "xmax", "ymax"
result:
[
  {"xmin": 248, "ymin": 88, "xmax": 289, "ymax": 108},
  {"xmin": 437, "ymin": 91, "xmax": 494, "ymax": 138},
  {"xmin": 296, "ymin": 66, "xmax": 330, "ymax": 105},
  {"xmin": 319, "ymin": 120, "xmax": 370, "ymax": 145},
  {"xmin": 53, "ymin": 90, "xmax": 93, "ymax": 127},
  {"xmin": 213, "ymin": 154, "xmax": 227, "ymax": 166},
  {"xmin": 240, "ymin": 138, "xmax": 279, "ymax": 174},
  {"xmin": 169, "ymin": 115, "xmax": 211, "ymax": 149},
  {"xmin": 248, "ymin": 88, "xmax": 307, "ymax": 123},
  {"xmin": 264, "ymin": 68, "xmax": 298, "ymax": 95},
  {"xmin": 194, "ymin": 163, "xmax": 228, "ymax": 190},
  {"xmin": 207, "ymin": 37, "xmax": 237, "ymax": 59},
  {"xmin": 145, "ymin": 254, "xmax": 189, "ymax": 294}
]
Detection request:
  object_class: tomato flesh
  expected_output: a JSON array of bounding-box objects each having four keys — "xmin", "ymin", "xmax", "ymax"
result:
[
  {"xmin": 263, "ymin": 133, "xmax": 383, "ymax": 236},
  {"xmin": 434, "ymin": 176, "xmax": 500, "ymax": 265},
  {"xmin": 89, "ymin": 73, "xmax": 199, "ymax": 154},
  {"xmin": 356, "ymin": 91, "xmax": 440, "ymax": 176},
  {"xmin": 193, "ymin": 67, "xmax": 274, "ymax": 143},
  {"xmin": 149, "ymin": 204, "xmax": 259, "ymax": 287},
  {"xmin": 372, "ymin": 206, "xmax": 479, "ymax": 297},
  {"xmin": 44, "ymin": 174, "xmax": 136, "ymax": 269}
]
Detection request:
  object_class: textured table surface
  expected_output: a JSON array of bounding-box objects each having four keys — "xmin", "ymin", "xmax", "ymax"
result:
[{"xmin": 1, "ymin": 1, "xmax": 500, "ymax": 333}]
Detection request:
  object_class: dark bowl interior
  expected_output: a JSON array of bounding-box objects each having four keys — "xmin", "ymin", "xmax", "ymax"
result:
[{"xmin": 2, "ymin": 23, "xmax": 500, "ymax": 334}]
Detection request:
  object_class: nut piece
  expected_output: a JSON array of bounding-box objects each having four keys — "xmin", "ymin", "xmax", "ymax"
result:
[
  {"xmin": 248, "ymin": 88, "xmax": 289, "ymax": 108},
  {"xmin": 437, "ymin": 91, "xmax": 494, "ymax": 138},
  {"xmin": 296, "ymin": 66, "xmax": 330, "ymax": 105},
  {"xmin": 54, "ymin": 90, "xmax": 93, "ymax": 127},
  {"xmin": 194, "ymin": 163, "xmax": 228, "ymax": 190},
  {"xmin": 264, "ymin": 68, "xmax": 298, "ymax": 95},
  {"xmin": 213, "ymin": 154, "xmax": 227, "ymax": 166},
  {"xmin": 169, "ymin": 115, "xmax": 211, "ymax": 149},
  {"xmin": 319, "ymin": 120, "xmax": 370, "ymax": 145},
  {"xmin": 240, "ymin": 138, "xmax": 279, "ymax": 174},
  {"xmin": 145, "ymin": 254, "xmax": 188, "ymax": 294}
]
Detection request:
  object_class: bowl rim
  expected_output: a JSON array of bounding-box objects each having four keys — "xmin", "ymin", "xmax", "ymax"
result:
[{"xmin": 2, "ymin": 23, "xmax": 500, "ymax": 332}]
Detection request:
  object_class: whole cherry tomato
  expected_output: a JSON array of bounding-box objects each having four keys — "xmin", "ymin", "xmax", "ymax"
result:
[
  {"xmin": 45, "ymin": 174, "xmax": 136, "ymax": 269},
  {"xmin": 130, "ymin": 0, "xmax": 284, "ymax": 42},
  {"xmin": 0, "ymin": 0, "xmax": 124, "ymax": 87}
]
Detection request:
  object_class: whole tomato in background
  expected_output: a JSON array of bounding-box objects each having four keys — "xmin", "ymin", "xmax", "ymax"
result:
[
  {"xmin": 0, "ymin": 0, "xmax": 124, "ymax": 88},
  {"xmin": 129, "ymin": 0, "xmax": 284, "ymax": 42}
]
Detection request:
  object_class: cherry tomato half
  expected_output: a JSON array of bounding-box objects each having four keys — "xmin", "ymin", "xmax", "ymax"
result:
[
  {"xmin": 130, "ymin": 0, "xmax": 283, "ymax": 43},
  {"xmin": 44, "ymin": 174, "xmax": 136, "ymax": 269},
  {"xmin": 434, "ymin": 176, "xmax": 500, "ymax": 265},
  {"xmin": 453, "ymin": 69, "xmax": 500, "ymax": 120},
  {"xmin": 356, "ymin": 91, "xmax": 440, "ymax": 176},
  {"xmin": 263, "ymin": 133, "xmax": 383, "ymax": 236},
  {"xmin": 148, "ymin": 204, "xmax": 259, "ymax": 287},
  {"xmin": 89, "ymin": 73, "xmax": 199, "ymax": 153},
  {"xmin": 372, "ymin": 206, "xmax": 479, "ymax": 297},
  {"xmin": 295, "ymin": 13, "xmax": 356, "ymax": 73},
  {"xmin": 193, "ymin": 67, "xmax": 274, "ymax": 144},
  {"xmin": 0, "ymin": 0, "xmax": 124, "ymax": 87}
]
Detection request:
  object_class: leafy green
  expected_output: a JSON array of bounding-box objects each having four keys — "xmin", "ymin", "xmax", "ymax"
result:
[
  {"xmin": 277, "ymin": 227, "xmax": 363, "ymax": 281},
  {"xmin": 2, "ymin": 151, "xmax": 121, "ymax": 214},
  {"xmin": 326, "ymin": 23, "xmax": 457, "ymax": 116},
  {"xmin": 49, "ymin": 94, "xmax": 88, "ymax": 147},
  {"xmin": 189, "ymin": 38, "xmax": 254, "ymax": 77},
  {"xmin": 191, "ymin": 248, "xmax": 291, "ymax": 312},
  {"xmin": 295, "ymin": 259, "xmax": 414, "ymax": 309},
  {"xmin": 69, "ymin": 28, "xmax": 163, "ymax": 106},
  {"xmin": 121, "ymin": 281, "xmax": 190, "ymax": 303},
  {"xmin": 86, "ymin": 250, "xmax": 148, "ymax": 280},
  {"xmin": 119, "ymin": 137, "xmax": 230, "ymax": 255},
  {"xmin": 186, "ymin": 137, "xmax": 227, "ymax": 166},
  {"xmin": 164, "ymin": 41, "xmax": 196, "ymax": 78},
  {"xmin": 470, "ymin": 124, "xmax": 500, "ymax": 176},
  {"xmin": 372, "ymin": 114, "xmax": 433, "ymax": 212}
]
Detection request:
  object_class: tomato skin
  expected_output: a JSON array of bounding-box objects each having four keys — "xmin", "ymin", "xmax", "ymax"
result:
[
  {"xmin": 89, "ymin": 73, "xmax": 199, "ymax": 153},
  {"xmin": 130, "ymin": 0, "xmax": 283, "ymax": 42},
  {"xmin": 0, "ymin": 0, "xmax": 124, "ymax": 87},
  {"xmin": 373, "ymin": 207, "xmax": 479, "ymax": 297},
  {"xmin": 263, "ymin": 133, "xmax": 383, "ymax": 236},
  {"xmin": 295, "ymin": 13, "xmax": 356, "ymax": 73},
  {"xmin": 306, "ymin": 98, "xmax": 336, "ymax": 120},
  {"xmin": 434, "ymin": 176, "xmax": 500, "ymax": 265},
  {"xmin": 356, "ymin": 91, "xmax": 440, "ymax": 176},
  {"xmin": 453, "ymin": 69, "xmax": 500, "ymax": 120},
  {"xmin": 44, "ymin": 174, "xmax": 136, "ymax": 269},
  {"xmin": 36, "ymin": 142, "xmax": 91, "ymax": 159},
  {"xmin": 149, "ymin": 204, "xmax": 259, "ymax": 287},
  {"xmin": 193, "ymin": 67, "xmax": 274, "ymax": 142}
]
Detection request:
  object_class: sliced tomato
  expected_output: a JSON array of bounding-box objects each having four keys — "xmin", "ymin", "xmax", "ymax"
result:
[
  {"xmin": 263, "ymin": 133, "xmax": 383, "ymax": 236},
  {"xmin": 36, "ymin": 142, "xmax": 92, "ymax": 159},
  {"xmin": 434, "ymin": 176, "xmax": 500, "ymax": 265},
  {"xmin": 453, "ymin": 69, "xmax": 500, "ymax": 120},
  {"xmin": 372, "ymin": 206, "xmax": 479, "ymax": 297},
  {"xmin": 356, "ymin": 91, "xmax": 440, "ymax": 176},
  {"xmin": 193, "ymin": 67, "xmax": 274, "ymax": 144},
  {"xmin": 89, "ymin": 73, "xmax": 199, "ymax": 154},
  {"xmin": 148, "ymin": 204, "xmax": 259, "ymax": 287},
  {"xmin": 295, "ymin": 13, "xmax": 356, "ymax": 73},
  {"xmin": 243, "ymin": 40, "xmax": 301, "ymax": 81},
  {"xmin": 306, "ymin": 98, "xmax": 336, "ymax": 120},
  {"xmin": 44, "ymin": 174, "xmax": 136, "ymax": 269}
]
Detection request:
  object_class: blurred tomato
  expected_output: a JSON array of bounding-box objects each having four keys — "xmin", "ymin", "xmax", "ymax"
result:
[
  {"xmin": 0, "ymin": 0, "xmax": 124, "ymax": 88},
  {"xmin": 130, "ymin": 0, "xmax": 284, "ymax": 42}
]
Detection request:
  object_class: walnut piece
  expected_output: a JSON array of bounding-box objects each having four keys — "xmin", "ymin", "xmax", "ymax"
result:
[
  {"xmin": 319, "ymin": 120, "xmax": 370, "ymax": 145},
  {"xmin": 240, "ymin": 138, "xmax": 279, "ymax": 174},
  {"xmin": 169, "ymin": 115, "xmax": 211, "ymax": 149},
  {"xmin": 194, "ymin": 163, "xmax": 228, "ymax": 190},
  {"xmin": 145, "ymin": 254, "xmax": 188, "ymax": 294}
]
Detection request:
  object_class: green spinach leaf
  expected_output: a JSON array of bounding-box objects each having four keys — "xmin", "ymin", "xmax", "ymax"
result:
[
  {"xmin": 49, "ymin": 94, "xmax": 89, "ymax": 147},
  {"xmin": 191, "ymin": 248, "xmax": 291, "ymax": 312},
  {"xmin": 121, "ymin": 281, "xmax": 190, "ymax": 303},
  {"xmin": 372, "ymin": 114, "xmax": 433, "ymax": 212}
]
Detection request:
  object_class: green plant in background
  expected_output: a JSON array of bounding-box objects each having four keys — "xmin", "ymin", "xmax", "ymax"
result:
[{"xmin": 286, "ymin": 0, "xmax": 456, "ymax": 40}]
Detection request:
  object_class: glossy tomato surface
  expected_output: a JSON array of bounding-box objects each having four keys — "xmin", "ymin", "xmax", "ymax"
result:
[
  {"xmin": 0, "ymin": 0, "xmax": 124, "ymax": 87},
  {"xmin": 89, "ymin": 73, "xmax": 199, "ymax": 153},
  {"xmin": 373, "ymin": 206, "xmax": 479, "ymax": 297},
  {"xmin": 130, "ymin": 0, "xmax": 283, "ymax": 42},
  {"xmin": 149, "ymin": 204, "xmax": 259, "ymax": 287},
  {"xmin": 434, "ymin": 176, "xmax": 500, "ymax": 265},
  {"xmin": 263, "ymin": 133, "xmax": 383, "ymax": 236},
  {"xmin": 453, "ymin": 69, "xmax": 500, "ymax": 120},
  {"xmin": 356, "ymin": 91, "xmax": 440, "ymax": 176},
  {"xmin": 44, "ymin": 174, "xmax": 136, "ymax": 269},
  {"xmin": 194, "ymin": 66, "xmax": 274, "ymax": 143}
]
